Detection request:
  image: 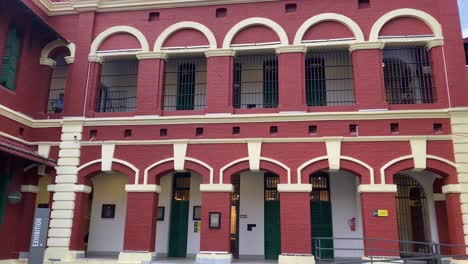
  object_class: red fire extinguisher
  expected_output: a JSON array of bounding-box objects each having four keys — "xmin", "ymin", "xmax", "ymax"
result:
[{"xmin": 348, "ymin": 218, "xmax": 356, "ymax": 231}]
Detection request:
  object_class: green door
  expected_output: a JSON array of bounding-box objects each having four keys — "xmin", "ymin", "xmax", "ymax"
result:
[
  {"xmin": 168, "ymin": 173, "xmax": 191, "ymax": 258},
  {"xmin": 0, "ymin": 173, "xmax": 10, "ymax": 227},
  {"xmin": 264, "ymin": 173, "xmax": 281, "ymax": 260},
  {"xmin": 310, "ymin": 172, "xmax": 334, "ymax": 260},
  {"xmin": 168, "ymin": 200, "xmax": 189, "ymax": 257}
]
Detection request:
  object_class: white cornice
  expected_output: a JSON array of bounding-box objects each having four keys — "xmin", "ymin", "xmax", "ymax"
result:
[{"xmin": 33, "ymin": 0, "xmax": 280, "ymax": 16}]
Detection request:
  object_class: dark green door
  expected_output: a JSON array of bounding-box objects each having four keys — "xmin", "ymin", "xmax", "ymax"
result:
[
  {"xmin": 168, "ymin": 173, "xmax": 191, "ymax": 258},
  {"xmin": 264, "ymin": 173, "xmax": 281, "ymax": 260},
  {"xmin": 0, "ymin": 173, "xmax": 10, "ymax": 227},
  {"xmin": 310, "ymin": 172, "xmax": 334, "ymax": 260}
]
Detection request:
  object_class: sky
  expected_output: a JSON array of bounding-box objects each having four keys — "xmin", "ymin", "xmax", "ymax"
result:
[{"xmin": 459, "ymin": 0, "xmax": 468, "ymax": 38}]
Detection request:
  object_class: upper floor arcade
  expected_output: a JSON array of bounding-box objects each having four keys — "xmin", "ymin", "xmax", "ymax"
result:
[{"xmin": 0, "ymin": 0, "xmax": 467, "ymax": 119}]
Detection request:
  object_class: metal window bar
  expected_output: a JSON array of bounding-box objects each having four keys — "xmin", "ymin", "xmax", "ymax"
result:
[
  {"xmin": 383, "ymin": 46, "xmax": 435, "ymax": 104},
  {"xmin": 305, "ymin": 49, "xmax": 355, "ymax": 106},
  {"xmin": 264, "ymin": 172, "xmax": 280, "ymax": 201},
  {"xmin": 310, "ymin": 172, "xmax": 330, "ymax": 202},
  {"xmin": 47, "ymin": 56, "xmax": 68, "ymax": 113},
  {"xmin": 96, "ymin": 59, "xmax": 138, "ymax": 112},
  {"xmin": 394, "ymin": 173, "xmax": 432, "ymax": 258},
  {"xmin": 233, "ymin": 54, "xmax": 278, "ymax": 109},
  {"xmin": 163, "ymin": 57, "xmax": 207, "ymax": 111},
  {"xmin": 172, "ymin": 172, "xmax": 191, "ymax": 201}
]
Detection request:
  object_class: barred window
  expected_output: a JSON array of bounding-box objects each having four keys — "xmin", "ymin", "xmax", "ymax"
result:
[
  {"xmin": 47, "ymin": 55, "xmax": 68, "ymax": 114},
  {"xmin": 163, "ymin": 57, "xmax": 207, "ymax": 111},
  {"xmin": 305, "ymin": 49, "xmax": 355, "ymax": 106},
  {"xmin": 233, "ymin": 54, "xmax": 278, "ymax": 109},
  {"xmin": 383, "ymin": 46, "xmax": 435, "ymax": 104},
  {"xmin": 96, "ymin": 59, "xmax": 138, "ymax": 112},
  {"xmin": 310, "ymin": 172, "xmax": 330, "ymax": 202},
  {"xmin": 264, "ymin": 172, "xmax": 280, "ymax": 201}
]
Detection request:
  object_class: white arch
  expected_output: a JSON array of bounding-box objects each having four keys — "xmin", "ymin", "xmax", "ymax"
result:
[
  {"xmin": 369, "ymin": 8, "xmax": 443, "ymax": 42},
  {"xmin": 219, "ymin": 157, "xmax": 291, "ymax": 184},
  {"xmin": 297, "ymin": 156, "xmax": 374, "ymax": 184},
  {"xmin": 40, "ymin": 39, "xmax": 76, "ymax": 66},
  {"xmin": 380, "ymin": 155, "xmax": 456, "ymax": 185},
  {"xmin": 143, "ymin": 157, "xmax": 214, "ymax": 184},
  {"xmin": 90, "ymin": 26, "xmax": 150, "ymax": 56},
  {"xmin": 294, "ymin": 13, "xmax": 365, "ymax": 45},
  {"xmin": 154, "ymin": 21, "xmax": 217, "ymax": 52},
  {"xmin": 77, "ymin": 158, "xmax": 139, "ymax": 184},
  {"xmin": 222, "ymin": 17, "xmax": 289, "ymax": 49}
]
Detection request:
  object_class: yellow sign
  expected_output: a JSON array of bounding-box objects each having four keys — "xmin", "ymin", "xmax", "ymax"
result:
[{"xmin": 373, "ymin": 209, "xmax": 389, "ymax": 217}]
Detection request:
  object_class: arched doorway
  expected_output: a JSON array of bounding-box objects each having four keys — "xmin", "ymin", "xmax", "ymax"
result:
[
  {"xmin": 394, "ymin": 173, "xmax": 432, "ymax": 256},
  {"xmin": 310, "ymin": 170, "xmax": 364, "ymax": 259},
  {"xmin": 155, "ymin": 171, "xmax": 202, "ymax": 258},
  {"xmin": 85, "ymin": 172, "xmax": 128, "ymax": 257},
  {"xmin": 229, "ymin": 170, "xmax": 281, "ymax": 260}
]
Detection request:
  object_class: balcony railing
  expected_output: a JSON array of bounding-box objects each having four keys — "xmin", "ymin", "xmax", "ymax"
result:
[
  {"xmin": 47, "ymin": 56, "xmax": 68, "ymax": 114},
  {"xmin": 233, "ymin": 54, "xmax": 278, "ymax": 109},
  {"xmin": 383, "ymin": 46, "xmax": 435, "ymax": 105},
  {"xmin": 96, "ymin": 59, "xmax": 138, "ymax": 112},
  {"xmin": 163, "ymin": 57, "xmax": 207, "ymax": 111}
]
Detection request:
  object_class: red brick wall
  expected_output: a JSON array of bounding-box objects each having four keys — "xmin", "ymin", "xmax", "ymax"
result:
[
  {"xmin": 280, "ymin": 192, "xmax": 311, "ymax": 254},
  {"xmin": 200, "ymin": 192, "xmax": 230, "ymax": 252}
]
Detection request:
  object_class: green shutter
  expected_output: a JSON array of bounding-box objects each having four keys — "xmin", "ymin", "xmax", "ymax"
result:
[
  {"xmin": 168, "ymin": 200, "xmax": 189, "ymax": 257},
  {"xmin": 0, "ymin": 22, "xmax": 22, "ymax": 90},
  {"xmin": 311, "ymin": 200, "xmax": 334, "ymax": 259},
  {"xmin": 264, "ymin": 200, "xmax": 281, "ymax": 260}
]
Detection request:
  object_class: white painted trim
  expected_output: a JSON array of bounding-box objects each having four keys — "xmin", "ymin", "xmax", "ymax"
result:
[
  {"xmin": 75, "ymin": 185, "xmax": 92, "ymax": 193},
  {"xmin": 143, "ymin": 157, "xmax": 214, "ymax": 184},
  {"xmin": 200, "ymin": 184, "xmax": 234, "ymax": 192},
  {"xmin": 125, "ymin": 184, "xmax": 161, "ymax": 193},
  {"xmin": 41, "ymin": 39, "xmax": 76, "ymax": 66},
  {"xmin": 326, "ymin": 138, "xmax": 342, "ymax": 171},
  {"xmin": 21, "ymin": 185, "xmax": 39, "ymax": 193},
  {"xmin": 173, "ymin": 143, "xmax": 188, "ymax": 171},
  {"xmin": 380, "ymin": 155, "xmax": 413, "ymax": 184},
  {"xmin": 101, "ymin": 143, "xmax": 115, "ymax": 171},
  {"xmin": 219, "ymin": 156, "xmax": 291, "ymax": 184},
  {"xmin": 358, "ymin": 184, "xmax": 397, "ymax": 193},
  {"xmin": 427, "ymin": 155, "xmax": 457, "ymax": 168},
  {"xmin": 144, "ymin": 158, "xmax": 174, "ymax": 185},
  {"xmin": 77, "ymin": 159, "xmax": 102, "ymax": 172},
  {"xmin": 369, "ymin": 8, "xmax": 443, "ymax": 42},
  {"xmin": 275, "ymin": 45, "xmax": 307, "ymax": 54},
  {"xmin": 410, "ymin": 138, "xmax": 427, "ymax": 170},
  {"xmin": 277, "ymin": 184, "xmax": 312, "ymax": 193},
  {"xmin": 294, "ymin": 13, "xmax": 365, "ymax": 45},
  {"xmin": 247, "ymin": 141, "xmax": 262, "ymax": 171},
  {"xmin": 433, "ymin": 193, "xmax": 446, "ymax": 201},
  {"xmin": 341, "ymin": 156, "xmax": 375, "ymax": 185},
  {"xmin": 260, "ymin": 157, "xmax": 291, "ymax": 183},
  {"xmin": 38, "ymin": 144, "xmax": 52, "ymax": 158},
  {"xmin": 77, "ymin": 158, "xmax": 140, "ymax": 184},
  {"xmin": 297, "ymin": 156, "xmax": 328, "ymax": 184},
  {"xmin": 442, "ymin": 184, "xmax": 465, "ymax": 194},
  {"xmin": 205, "ymin": 49, "xmax": 236, "ymax": 57},
  {"xmin": 89, "ymin": 26, "xmax": 150, "ymax": 57},
  {"xmin": 185, "ymin": 157, "xmax": 215, "ymax": 183},
  {"xmin": 154, "ymin": 21, "xmax": 217, "ymax": 52},
  {"xmin": 222, "ymin": 17, "xmax": 289, "ymax": 49},
  {"xmin": 47, "ymin": 184, "xmax": 92, "ymax": 193}
]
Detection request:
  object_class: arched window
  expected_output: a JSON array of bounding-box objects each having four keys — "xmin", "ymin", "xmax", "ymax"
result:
[{"xmin": 47, "ymin": 55, "xmax": 68, "ymax": 114}]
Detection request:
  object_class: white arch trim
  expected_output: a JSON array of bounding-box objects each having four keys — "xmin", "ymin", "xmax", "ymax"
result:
[
  {"xmin": 294, "ymin": 13, "xmax": 365, "ymax": 45},
  {"xmin": 90, "ymin": 26, "xmax": 150, "ymax": 56},
  {"xmin": 380, "ymin": 155, "xmax": 456, "ymax": 185},
  {"xmin": 40, "ymin": 39, "xmax": 76, "ymax": 66},
  {"xmin": 369, "ymin": 8, "xmax": 443, "ymax": 42},
  {"xmin": 297, "ymin": 156, "xmax": 375, "ymax": 184},
  {"xmin": 219, "ymin": 156, "xmax": 292, "ymax": 184},
  {"xmin": 143, "ymin": 157, "xmax": 214, "ymax": 184},
  {"xmin": 222, "ymin": 17, "xmax": 289, "ymax": 49},
  {"xmin": 77, "ymin": 158, "xmax": 140, "ymax": 184},
  {"xmin": 154, "ymin": 21, "xmax": 217, "ymax": 52}
]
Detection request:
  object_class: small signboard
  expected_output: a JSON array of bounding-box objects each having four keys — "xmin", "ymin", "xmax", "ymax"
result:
[
  {"xmin": 373, "ymin": 209, "xmax": 389, "ymax": 217},
  {"xmin": 29, "ymin": 208, "xmax": 50, "ymax": 264}
]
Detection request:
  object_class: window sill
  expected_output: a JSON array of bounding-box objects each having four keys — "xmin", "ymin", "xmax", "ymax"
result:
[
  {"xmin": 0, "ymin": 84, "xmax": 16, "ymax": 95},
  {"xmin": 162, "ymin": 110, "xmax": 205, "ymax": 116}
]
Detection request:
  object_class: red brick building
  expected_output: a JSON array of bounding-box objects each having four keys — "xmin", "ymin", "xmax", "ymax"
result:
[{"xmin": 0, "ymin": 0, "xmax": 468, "ymax": 263}]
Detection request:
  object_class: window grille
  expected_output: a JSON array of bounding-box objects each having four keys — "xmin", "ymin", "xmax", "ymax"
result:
[
  {"xmin": 47, "ymin": 56, "xmax": 68, "ymax": 114},
  {"xmin": 233, "ymin": 54, "xmax": 278, "ymax": 109},
  {"xmin": 310, "ymin": 172, "xmax": 330, "ymax": 202},
  {"xmin": 264, "ymin": 172, "xmax": 280, "ymax": 201},
  {"xmin": 0, "ymin": 22, "xmax": 22, "ymax": 90},
  {"xmin": 163, "ymin": 57, "xmax": 207, "ymax": 111},
  {"xmin": 172, "ymin": 173, "xmax": 191, "ymax": 201},
  {"xmin": 305, "ymin": 49, "xmax": 355, "ymax": 106},
  {"xmin": 96, "ymin": 59, "xmax": 138, "ymax": 112},
  {"xmin": 383, "ymin": 46, "xmax": 435, "ymax": 104}
]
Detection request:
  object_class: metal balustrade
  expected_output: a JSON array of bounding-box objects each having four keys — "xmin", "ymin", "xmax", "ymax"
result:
[
  {"xmin": 383, "ymin": 46, "xmax": 436, "ymax": 105},
  {"xmin": 96, "ymin": 59, "xmax": 138, "ymax": 112},
  {"xmin": 163, "ymin": 57, "xmax": 207, "ymax": 111},
  {"xmin": 305, "ymin": 49, "xmax": 355, "ymax": 106},
  {"xmin": 233, "ymin": 53, "xmax": 279, "ymax": 109},
  {"xmin": 47, "ymin": 56, "xmax": 68, "ymax": 114}
]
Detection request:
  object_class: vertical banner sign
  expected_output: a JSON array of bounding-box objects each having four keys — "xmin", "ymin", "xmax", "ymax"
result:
[{"xmin": 28, "ymin": 208, "xmax": 50, "ymax": 264}]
